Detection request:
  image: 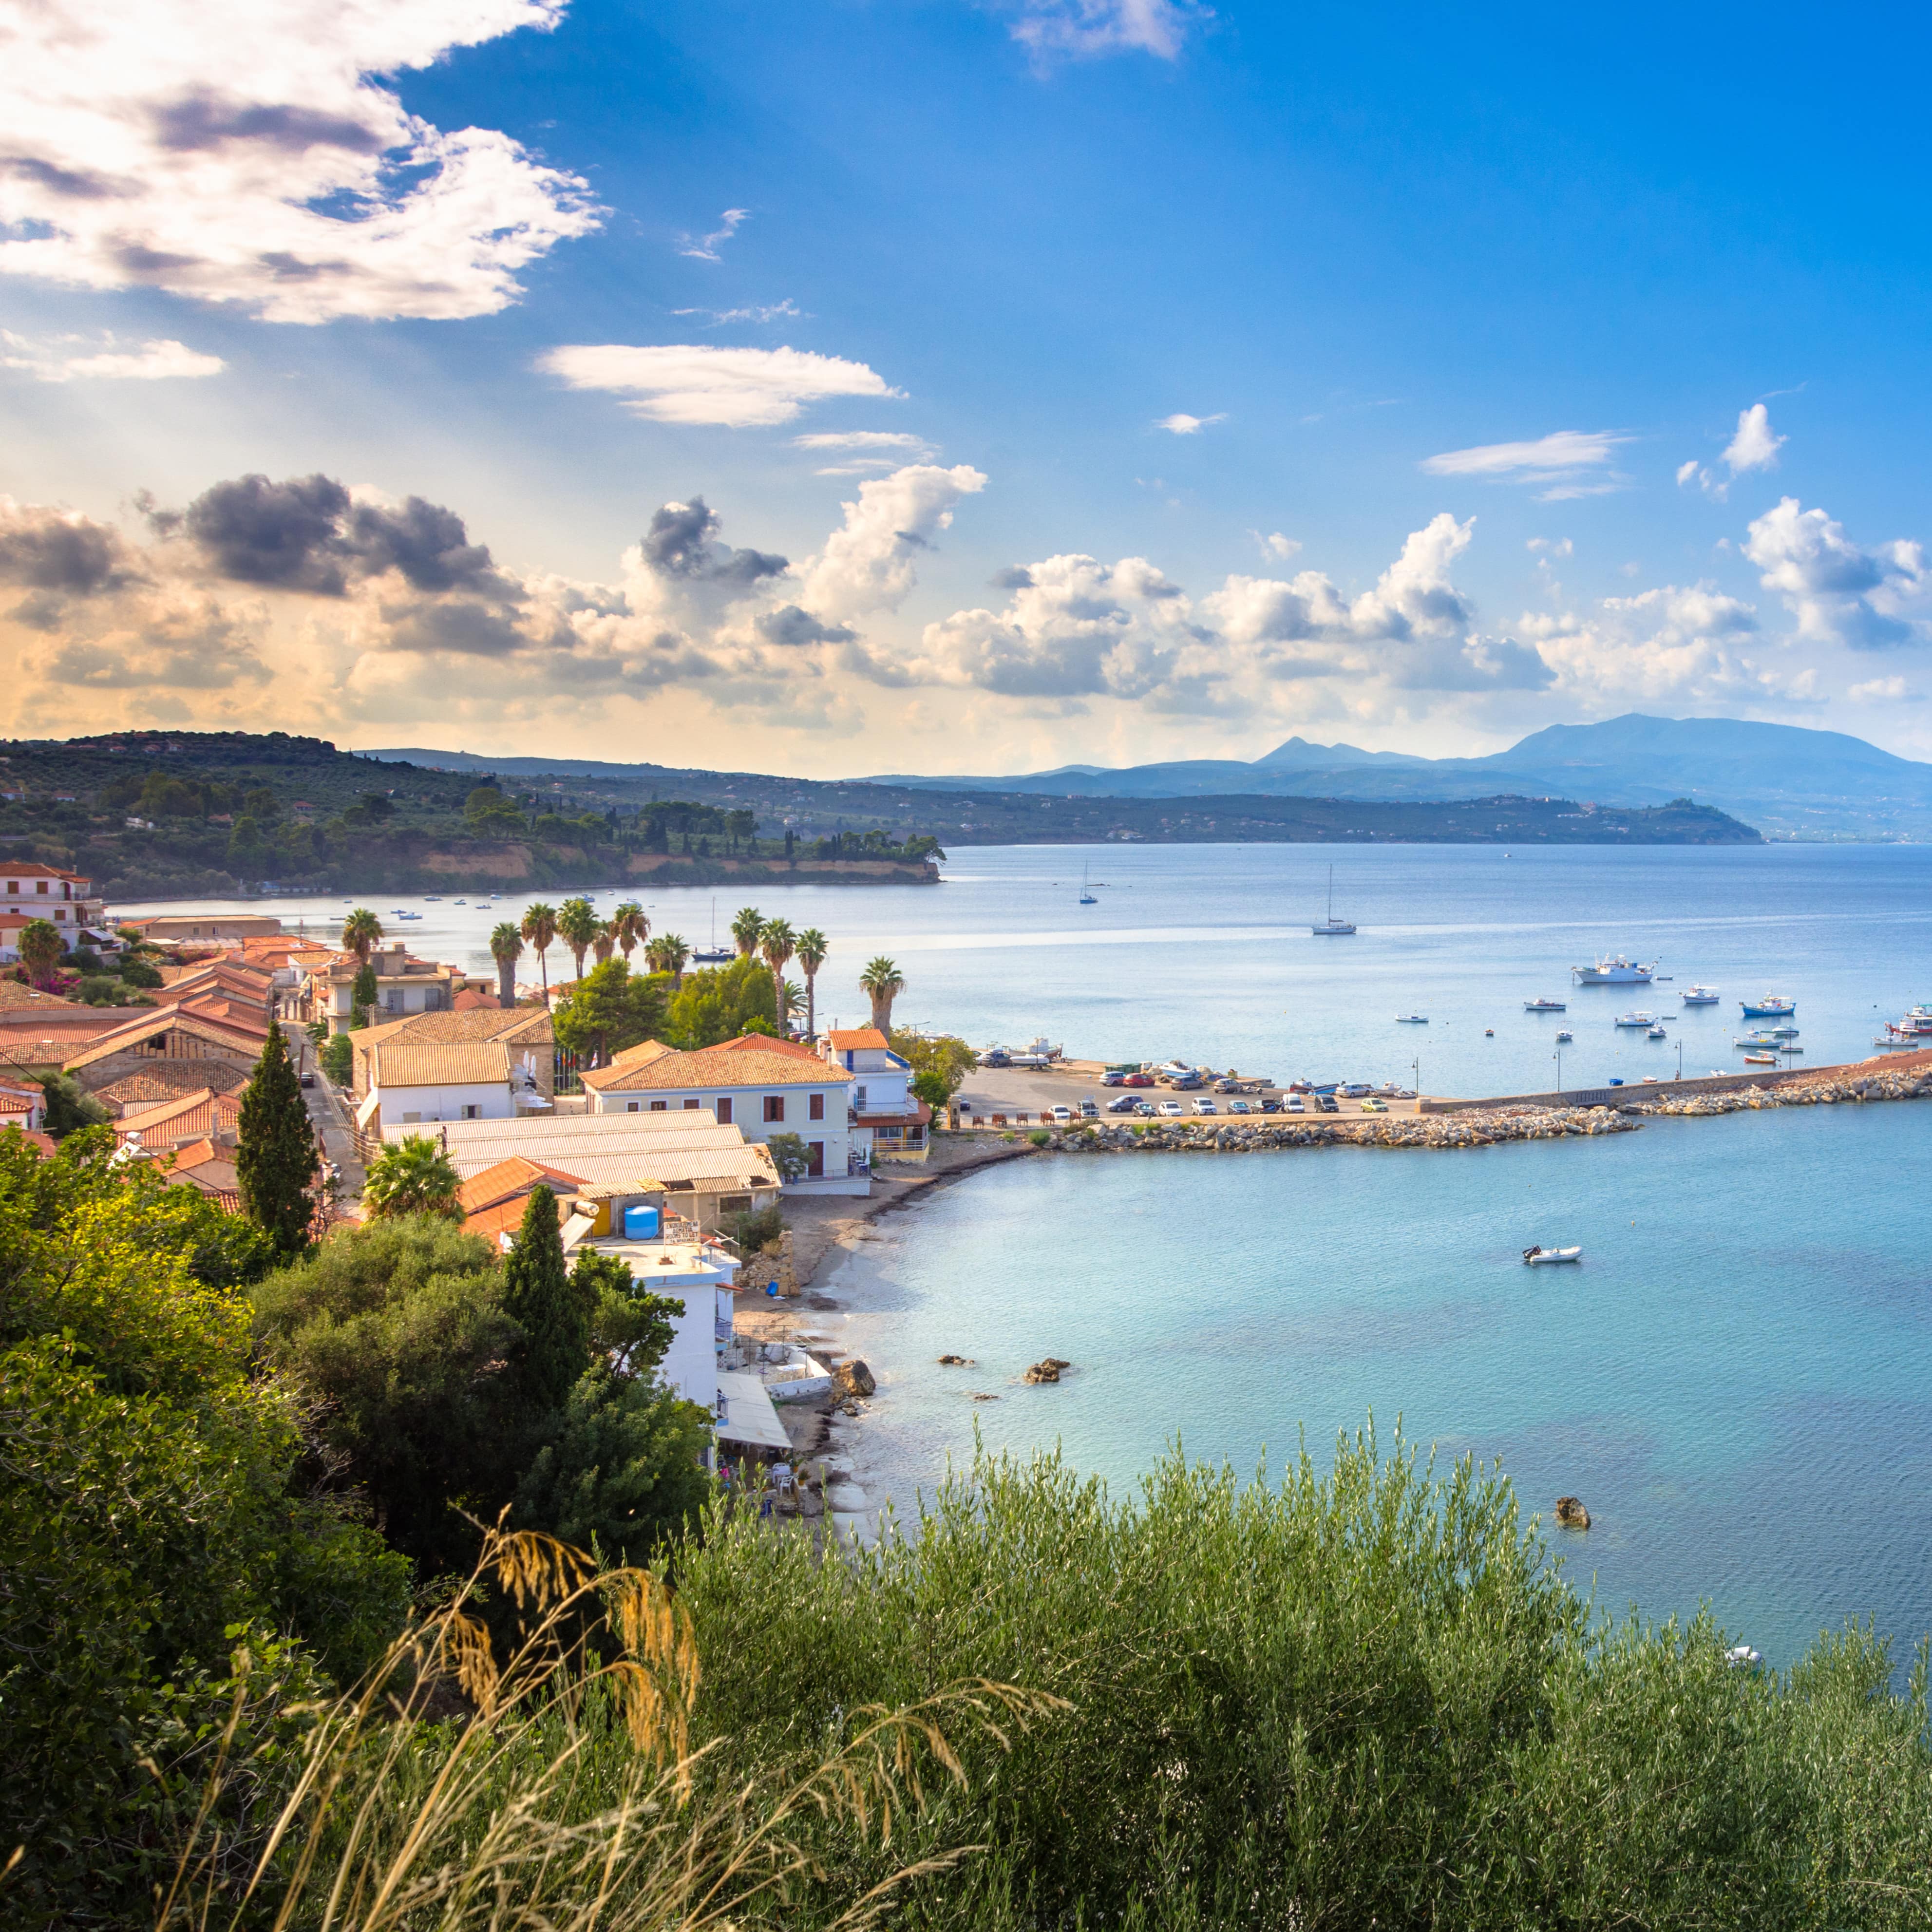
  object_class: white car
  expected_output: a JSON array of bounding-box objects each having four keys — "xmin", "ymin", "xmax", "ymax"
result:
[
  {"xmin": 1050, "ymin": 1105, "xmax": 1073, "ymax": 1124},
  {"xmin": 1193, "ymin": 1098, "xmax": 1217, "ymax": 1115},
  {"xmin": 1156, "ymin": 1099, "xmax": 1185, "ymax": 1117},
  {"xmin": 1286, "ymin": 1096, "xmax": 1306, "ymax": 1113}
]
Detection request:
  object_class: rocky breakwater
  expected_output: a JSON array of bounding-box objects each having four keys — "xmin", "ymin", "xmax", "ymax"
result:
[
  {"xmin": 1046, "ymin": 1104, "xmax": 1639, "ymax": 1156},
  {"xmin": 1628, "ymin": 1061, "xmax": 1932, "ymax": 1118}
]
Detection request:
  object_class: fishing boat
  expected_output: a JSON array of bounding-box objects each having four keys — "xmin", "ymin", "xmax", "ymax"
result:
[
  {"xmin": 1311, "ymin": 866, "xmax": 1355, "ymax": 936},
  {"xmin": 1572, "ymin": 955, "xmax": 1656, "ymax": 984},
  {"xmin": 1681, "ymin": 985, "xmax": 1720, "ymax": 1004},
  {"xmin": 1741, "ymin": 994, "xmax": 1795, "ymax": 1018},
  {"xmin": 1079, "ymin": 863, "xmax": 1097, "ymax": 906},
  {"xmin": 1743, "ymin": 1052, "xmax": 1778, "ymax": 1066},
  {"xmin": 1523, "ymin": 996, "xmax": 1567, "ymax": 1012},
  {"xmin": 1396, "ymin": 1012, "xmax": 1428, "ymax": 1024},
  {"xmin": 1522, "ymin": 1245, "xmax": 1582, "ymax": 1266},
  {"xmin": 1614, "ymin": 1011, "xmax": 1656, "ymax": 1028}
]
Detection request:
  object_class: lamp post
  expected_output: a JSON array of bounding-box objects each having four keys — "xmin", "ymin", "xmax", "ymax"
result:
[
  {"xmin": 1676, "ymin": 1040, "xmax": 1683, "ymax": 1082},
  {"xmin": 1412, "ymin": 1055, "xmax": 1420, "ymax": 1107},
  {"xmin": 1553, "ymin": 1045, "xmax": 1562, "ymax": 1095}
]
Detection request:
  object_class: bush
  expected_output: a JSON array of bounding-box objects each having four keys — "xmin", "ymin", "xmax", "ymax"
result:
[
  {"xmin": 764, "ymin": 1131, "xmax": 811, "ymax": 1182},
  {"xmin": 38, "ymin": 1069, "xmax": 109, "ymax": 1137},
  {"xmin": 723, "ymin": 1201, "xmax": 784, "ymax": 1253},
  {"xmin": 1027, "ymin": 1127, "xmax": 1051, "ymax": 1147},
  {"xmin": 319, "ymin": 1032, "xmax": 353, "ymax": 1084},
  {"xmin": 118, "ymin": 955, "xmax": 163, "ymax": 988}
]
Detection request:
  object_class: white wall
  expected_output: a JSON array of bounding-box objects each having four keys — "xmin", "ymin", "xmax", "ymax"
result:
[
  {"xmin": 593, "ymin": 1081, "xmax": 853, "ymax": 1185},
  {"xmin": 377, "ymin": 1081, "xmax": 514, "ymax": 1131}
]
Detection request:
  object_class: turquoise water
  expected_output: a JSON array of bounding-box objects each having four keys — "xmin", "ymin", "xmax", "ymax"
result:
[{"xmin": 835, "ymin": 1099, "xmax": 1932, "ymax": 1670}]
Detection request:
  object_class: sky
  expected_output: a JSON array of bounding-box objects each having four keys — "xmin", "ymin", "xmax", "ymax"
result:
[{"xmin": 4, "ymin": 0, "xmax": 1932, "ymax": 777}]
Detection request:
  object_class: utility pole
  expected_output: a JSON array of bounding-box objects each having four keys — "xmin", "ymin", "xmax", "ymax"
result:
[{"xmin": 1553, "ymin": 1046, "xmax": 1562, "ymax": 1095}]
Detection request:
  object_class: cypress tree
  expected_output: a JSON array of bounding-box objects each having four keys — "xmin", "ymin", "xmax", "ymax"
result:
[
  {"xmin": 236, "ymin": 1018, "xmax": 319, "ymax": 1257},
  {"xmin": 501, "ymin": 1184, "xmax": 592, "ymax": 1413}
]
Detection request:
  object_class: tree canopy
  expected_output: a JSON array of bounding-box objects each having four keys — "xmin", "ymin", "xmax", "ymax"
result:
[
  {"xmin": 663, "ymin": 954, "xmax": 777, "ymax": 1049},
  {"xmin": 551, "ymin": 958, "xmax": 670, "ymax": 1066}
]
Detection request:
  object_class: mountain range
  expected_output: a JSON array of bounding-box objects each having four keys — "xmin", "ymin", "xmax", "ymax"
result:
[{"xmin": 364, "ymin": 714, "xmax": 1932, "ymax": 839}]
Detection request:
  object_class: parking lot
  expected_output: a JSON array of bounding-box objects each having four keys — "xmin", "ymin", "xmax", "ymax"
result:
[{"xmin": 953, "ymin": 1059, "xmax": 1421, "ymax": 1125}]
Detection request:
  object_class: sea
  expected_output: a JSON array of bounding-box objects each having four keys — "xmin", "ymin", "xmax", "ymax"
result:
[{"xmin": 124, "ymin": 842, "xmax": 1932, "ymax": 1666}]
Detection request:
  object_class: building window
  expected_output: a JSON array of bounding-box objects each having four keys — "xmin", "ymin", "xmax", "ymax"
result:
[
  {"xmin": 461, "ymin": 1104, "xmax": 481, "ymax": 1119},
  {"xmin": 716, "ymin": 1097, "xmax": 733, "ymax": 1124},
  {"xmin": 809, "ymin": 1092, "xmax": 825, "ymax": 1121},
  {"xmin": 402, "ymin": 1111, "xmax": 421, "ymax": 1124},
  {"xmin": 649, "ymin": 1099, "xmax": 668, "ymax": 1111},
  {"xmin": 684, "ymin": 1097, "xmax": 701, "ymax": 1110},
  {"xmin": 36, "ymin": 881, "xmax": 47, "ymax": 894},
  {"xmin": 807, "ymin": 1140, "xmax": 824, "ymax": 1178},
  {"xmin": 626, "ymin": 1100, "xmax": 641, "ymax": 1113},
  {"xmin": 908, "ymin": 1124, "xmax": 925, "ymax": 1145},
  {"xmin": 763, "ymin": 1094, "xmax": 785, "ymax": 1123},
  {"xmin": 386, "ymin": 991, "xmax": 402, "ymax": 1013},
  {"xmin": 721, "ymin": 1193, "xmax": 751, "ymax": 1215},
  {"xmin": 53, "ymin": 909, "xmax": 64, "ymax": 922},
  {"xmin": 876, "ymin": 1125, "xmax": 903, "ymax": 1142}
]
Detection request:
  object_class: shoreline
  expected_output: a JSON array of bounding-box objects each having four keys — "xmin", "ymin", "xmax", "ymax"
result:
[{"xmin": 738, "ymin": 1046, "xmax": 1932, "ymax": 1529}]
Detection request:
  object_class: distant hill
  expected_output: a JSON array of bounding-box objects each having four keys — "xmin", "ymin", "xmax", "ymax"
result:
[{"xmin": 862, "ymin": 714, "xmax": 1932, "ymax": 837}]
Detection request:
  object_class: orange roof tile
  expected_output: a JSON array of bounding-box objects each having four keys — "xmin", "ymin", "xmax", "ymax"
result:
[
  {"xmin": 721, "ymin": 1032, "xmax": 823, "ymax": 1061},
  {"xmin": 456, "ymin": 1155, "xmax": 586, "ymax": 1216},
  {"xmin": 2, "ymin": 1124, "xmax": 57, "ymax": 1155},
  {"xmin": 580, "ymin": 1036, "xmax": 853, "ymax": 1094},
  {"xmin": 825, "ymin": 1028, "xmax": 890, "ymax": 1050}
]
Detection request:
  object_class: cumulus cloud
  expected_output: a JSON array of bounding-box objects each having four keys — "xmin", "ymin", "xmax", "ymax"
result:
[
  {"xmin": 998, "ymin": 0, "xmax": 1209, "ymax": 60},
  {"xmin": 797, "ymin": 464, "xmax": 988, "ymax": 620},
  {"xmin": 677, "ymin": 208, "xmax": 750, "ymax": 262},
  {"xmin": 1679, "ymin": 403, "xmax": 1787, "ymax": 498},
  {"xmin": 0, "ymin": 499, "xmax": 142, "ymax": 597},
  {"xmin": 635, "ymin": 497, "xmax": 787, "ymax": 588},
  {"xmin": 1743, "ymin": 496, "xmax": 1927, "ymax": 651},
  {"xmin": 1849, "ymin": 676, "xmax": 1922, "ymax": 704},
  {"xmin": 538, "ymin": 343, "xmax": 902, "ymax": 428},
  {"xmin": 0, "ymin": 332, "xmax": 224, "ymax": 381},
  {"xmin": 1251, "ymin": 531, "xmax": 1301, "ymax": 561},
  {"xmin": 0, "ymin": 0, "xmax": 598, "ymax": 322},
  {"xmin": 1155, "ymin": 411, "xmax": 1225, "ymax": 434}
]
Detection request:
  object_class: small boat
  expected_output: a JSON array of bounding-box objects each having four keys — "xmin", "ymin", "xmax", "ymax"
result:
[
  {"xmin": 1726, "ymin": 1645, "xmax": 1762, "ymax": 1669},
  {"xmin": 1523, "ymin": 997, "xmax": 1567, "ymax": 1012},
  {"xmin": 1522, "ymin": 1245, "xmax": 1582, "ymax": 1266},
  {"xmin": 1555, "ymin": 1028, "xmax": 1573, "ymax": 1042},
  {"xmin": 1484, "ymin": 1027, "xmax": 1494, "ymax": 1036},
  {"xmin": 1396, "ymin": 1012, "xmax": 1428, "ymax": 1024},
  {"xmin": 1614, "ymin": 1011, "xmax": 1656, "ymax": 1028},
  {"xmin": 1647, "ymin": 1024, "xmax": 1667, "ymax": 1039},
  {"xmin": 1778, "ymin": 1042, "xmax": 1803, "ymax": 1053},
  {"xmin": 1572, "ymin": 955, "xmax": 1656, "ymax": 984},
  {"xmin": 1743, "ymin": 1052, "xmax": 1777, "ymax": 1066},
  {"xmin": 1741, "ymin": 995, "xmax": 1795, "ymax": 1018},
  {"xmin": 424, "ymin": 895, "xmax": 443, "ymax": 901},
  {"xmin": 1681, "ymin": 985, "xmax": 1721, "ymax": 1005},
  {"xmin": 1079, "ymin": 863, "xmax": 1097, "ymax": 906},
  {"xmin": 1311, "ymin": 866, "xmax": 1355, "ymax": 936}
]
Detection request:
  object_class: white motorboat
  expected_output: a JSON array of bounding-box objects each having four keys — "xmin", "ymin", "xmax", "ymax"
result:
[
  {"xmin": 1647, "ymin": 1023, "xmax": 1667, "ymax": 1039},
  {"xmin": 1554, "ymin": 1028, "xmax": 1573, "ymax": 1042},
  {"xmin": 1311, "ymin": 864, "xmax": 1355, "ymax": 935},
  {"xmin": 1524, "ymin": 996, "xmax": 1567, "ymax": 1011},
  {"xmin": 1396, "ymin": 1012, "xmax": 1428, "ymax": 1023},
  {"xmin": 1681, "ymin": 985, "xmax": 1721, "ymax": 1004},
  {"xmin": 1613, "ymin": 1011, "xmax": 1656, "ymax": 1028},
  {"xmin": 1522, "ymin": 1245, "xmax": 1582, "ymax": 1266},
  {"xmin": 1572, "ymin": 955, "xmax": 1657, "ymax": 984}
]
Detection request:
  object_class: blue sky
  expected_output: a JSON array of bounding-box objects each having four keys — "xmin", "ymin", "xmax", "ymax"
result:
[{"xmin": 4, "ymin": 0, "xmax": 1932, "ymax": 774}]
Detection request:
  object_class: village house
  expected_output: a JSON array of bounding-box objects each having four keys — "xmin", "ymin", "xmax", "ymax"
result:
[
  {"xmin": 348, "ymin": 1005, "xmax": 556, "ymax": 1107},
  {"xmin": 301, "ymin": 942, "xmax": 472, "ymax": 1033},
  {"xmin": 1, "ymin": 863, "xmax": 113, "ymax": 948},
  {"xmin": 121, "ymin": 912, "xmax": 280, "ymax": 943},
  {"xmin": 352, "ymin": 1038, "xmax": 549, "ymax": 1139},
  {"xmin": 62, "ymin": 1006, "xmax": 266, "ymax": 1094},
  {"xmin": 0, "ymin": 1074, "xmax": 46, "ymax": 1133},
  {"xmin": 113, "ymin": 1086, "xmax": 246, "ymax": 1153},
  {"xmin": 817, "ymin": 1026, "xmax": 931, "ymax": 1163},
  {"xmin": 579, "ymin": 1034, "xmax": 863, "ymax": 1192}
]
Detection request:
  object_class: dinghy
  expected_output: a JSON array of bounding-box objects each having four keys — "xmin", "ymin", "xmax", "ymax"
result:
[{"xmin": 1522, "ymin": 1245, "xmax": 1582, "ymax": 1266}]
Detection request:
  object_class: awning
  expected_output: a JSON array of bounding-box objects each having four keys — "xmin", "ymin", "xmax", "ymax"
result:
[
  {"xmin": 355, "ymin": 1088, "xmax": 381, "ymax": 1131},
  {"xmin": 715, "ymin": 1370, "xmax": 790, "ymax": 1449}
]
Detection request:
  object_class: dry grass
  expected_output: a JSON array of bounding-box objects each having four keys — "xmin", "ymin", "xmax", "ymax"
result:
[{"xmin": 157, "ymin": 1522, "xmax": 1060, "ymax": 1932}]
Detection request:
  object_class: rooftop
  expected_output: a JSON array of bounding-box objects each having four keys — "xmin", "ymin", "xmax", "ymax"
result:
[
  {"xmin": 456, "ymin": 1154, "xmax": 587, "ymax": 1216},
  {"xmin": 581, "ymin": 1036, "xmax": 853, "ymax": 1094},
  {"xmin": 825, "ymin": 1027, "xmax": 891, "ymax": 1050},
  {"xmin": 369, "ymin": 1039, "xmax": 513, "ymax": 1089}
]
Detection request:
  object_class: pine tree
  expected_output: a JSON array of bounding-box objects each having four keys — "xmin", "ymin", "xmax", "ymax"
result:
[
  {"xmin": 236, "ymin": 1018, "xmax": 318, "ymax": 1258},
  {"xmin": 500, "ymin": 1184, "xmax": 592, "ymax": 1413}
]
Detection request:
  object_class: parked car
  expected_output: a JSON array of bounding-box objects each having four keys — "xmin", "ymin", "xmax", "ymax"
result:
[
  {"xmin": 1227, "ymin": 1099, "xmax": 1252, "ymax": 1115},
  {"xmin": 1193, "ymin": 1098, "xmax": 1217, "ymax": 1115},
  {"xmin": 1339, "ymin": 1082, "xmax": 1374, "ymax": 1098},
  {"xmin": 1135, "ymin": 1100, "xmax": 1157, "ymax": 1115},
  {"xmin": 1212, "ymin": 1078, "xmax": 1237, "ymax": 1093},
  {"xmin": 1286, "ymin": 1096, "xmax": 1306, "ymax": 1113},
  {"xmin": 1156, "ymin": 1099, "xmax": 1185, "ymax": 1117},
  {"xmin": 1122, "ymin": 1072, "xmax": 1154, "ymax": 1088},
  {"xmin": 299, "ymin": 1070, "xmax": 316, "ymax": 1088},
  {"xmin": 1106, "ymin": 1094, "xmax": 1140, "ymax": 1114},
  {"xmin": 983, "ymin": 1048, "xmax": 1011, "ymax": 1067},
  {"xmin": 1050, "ymin": 1105, "xmax": 1073, "ymax": 1124},
  {"xmin": 1259, "ymin": 1098, "xmax": 1282, "ymax": 1114},
  {"xmin": 1170, "ymin": 1075, "xmax": 1203, "ymax": 1091},
  {"xmin": 1079, "ymin": 1098, "xmax": 1099, "ymax": 1118},
  {"xmin": 1359, "ymin": 1097, "xmax": 1387, "ymax": 1113},
  {"xmin": 1317, "ymin": 1095, "xmax": 1340, "ymax": 1113},
  {"xmin": 1099, "ymin": 1071, "xmax": 1126, "ymax": 1086}
]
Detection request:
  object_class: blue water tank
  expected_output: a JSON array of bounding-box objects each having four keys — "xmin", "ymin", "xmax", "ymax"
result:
[{"xmin": 624, "ymin": 1203, "xmax": 661, "ymax": 1241}]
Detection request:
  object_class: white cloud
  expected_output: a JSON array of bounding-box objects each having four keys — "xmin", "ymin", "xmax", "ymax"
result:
[
  {"xmin": 0, "ymin": 333, "xmax": 224, "ymax": 381},
  {"xmin": 1743, "ymin": 496, "xmax": 1928, "ymax": 651},
  {"xmin": 1252, "ymin": 530, "xmax": 1301, "ymax": 561},
  {"xmin": 0, "ymin": 0, "xmax": 598, "ymax": 323},
  {"xmin": 537, "ymin": 343, "xmax": 903, "ymax": 428},
  {"xmin": 1155, "ymin": 411, "xmax": 1226, "ymax": 434},
  {"xmin": 671, "ymin": 298, "xmax": 802, "ymax": 325},
  {"xmin": 1676, "ymin": 460, "xmax": 1702, "ymax": 488},
  {"xmin": 1421, "ymin": 430, "xmax": 1629, "ymax": 480},
  {"xmin": 1000, "ymin": 0, "xmax": 1208, "ymax": 61},
  {"xmin": 798, "ymin": 464, "xmax": 987, "ymax": 619},
  {"xmin": 1526, "ymin": 537, "xmax": 1572, "ymax": 557},
  {"xmin": 1723, "ymin": 402, "xmax": 1785, "ymax": 475},
  {"xmin": 677, "ymin": 209, "xmax": 750, "ymax": 263},
  {"xmin": 794, "ymin": 431, "xmax": 936, "ymax": 454},
  {"xmin": 1849, "ymin": 676, "xmax": 1922, "ymax": 704}
]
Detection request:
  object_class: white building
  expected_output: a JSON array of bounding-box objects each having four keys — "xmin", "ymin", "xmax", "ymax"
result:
[
  {"xmin": 819, "ymin": 1027, "xmax": 932, "ymax": 1162},
  {"xmin": 580, "ymin": 1034, "xmax": 865, "ymax": 1194},
  {"xmin": 357, "ymin": 1038, "xmax": 547, "ymax": 1136}
]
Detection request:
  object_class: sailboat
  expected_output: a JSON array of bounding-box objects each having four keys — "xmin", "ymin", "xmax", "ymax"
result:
[
  {"xmin": 692, "ymin": 895, "xmax": 732, "ymax": 965},
  {"xmin": 1311, "ymin": 865, "xmax": 1356, "ymax": 936},
  {"xmin": 1079, "ymin": 863, "xmax": 1097, "ymax": 906}
]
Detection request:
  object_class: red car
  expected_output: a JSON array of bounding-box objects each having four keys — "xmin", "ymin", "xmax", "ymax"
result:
[{"xmin": 1121, "ymin": 1072, "xmax": 1155, "ymax": 1088}]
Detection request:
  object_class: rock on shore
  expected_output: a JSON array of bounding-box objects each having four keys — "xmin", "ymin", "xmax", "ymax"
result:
[
  {"xmin": 1035, "ymin": 1103, "xmax": 1641, "ymax": 1156},
  {"xmin": 1625, "ymin": 1064, "xmax": 1932, "ymax": 1117}
]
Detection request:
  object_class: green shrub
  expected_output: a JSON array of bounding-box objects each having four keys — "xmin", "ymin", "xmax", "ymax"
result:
[
  {"xmin": 118, "ymin": 955, "xmax": 163, "ymax": 988},
  {"xmin": 1027, "ymin": 1127, "xmax": 1051, "ymax": 1147},
  {"xmin": 319, "ymin": 1032, "xmax": 353, "ymax": 1084},
  {"xmin": 723, "ymin": 1200, "xmax": 784, "ymax": 1252}
]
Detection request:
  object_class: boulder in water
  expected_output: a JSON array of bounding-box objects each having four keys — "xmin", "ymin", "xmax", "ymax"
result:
[{"xmin": 1554, "ymin": 1495, "xmax": 1591, "ymax": 1530}]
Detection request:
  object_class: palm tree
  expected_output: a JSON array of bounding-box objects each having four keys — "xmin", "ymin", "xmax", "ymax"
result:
[
  {"xmin": 489, "ymin": 922, "xmax": 523, "ymax": 1008},
  {"xmin": 556, "ymin": 897, "xmax": 599, "ymax": 983},
  {"xmin": 17, "ymin": 917, "xmax": 62, "ymax": 992},
  {"xmin": 591, "ymin": 922, "xmax": 616, "ymax": 966},
  {"xmin": 363, "ymin": 1134, "xmax": 462, "ymax": 1219},
  {"xmin": 341, "ymin": 907, "xmax": 383, "ymax": 963},
  {"xmin": 646, "ymin": 933, "xmax": 690, "ymax": 988},
  {"xmin": 610, "ymin": 899, "xmax": 649, "ymax": 964},
  {"xmin": 859, "ymin": 955, "xmax": 904, "ymax": 1034},
  {"xmin": 521, "ymin": 902, "xmax": 557, "ymax": 1002},
  {"xmin": 794, "ymin": 927, "xmax": 828, "ymax": 1040},
  {"xmin": 730, "ymin": 906, "xmax": 765, "ymax": 957},
  {"xmin": 758, "ymin": 918, "xmax": 796, "ymax": 1034}
]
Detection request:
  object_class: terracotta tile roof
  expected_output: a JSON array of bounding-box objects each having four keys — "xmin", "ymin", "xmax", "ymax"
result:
[
  {"xmin": 0, "ymin": 981, "xmax": 60, "ymax": 1012},
  {"xmin": 462, "ymin": 1192, "xmax": 568, "ymax": 1243},
  {"xmin": 95, "ymin": 1064, "xmax": 248, "ymax": 1110},
  {"xmin": 0, "ymin": 1091, "xmax": 38, "ymax": 1117},
  {"xmin": 115, "ymin": 1087, "xmax": 245, "ymax": 1147},
  {"xmin": 0, "ymin": 862, "xmax": 87, "ymax": 882},
  {"xmin": 369, "ymin": 1039, "xmax": 511, "ymax": 1089},
  {"xmin": 0, "ymin": 1073, "xmax": 44, "ymax": 1096},
  {"xmin": 581, "ymin": 1037, "xmax": 853, "ymax": 1094},
  {"xmin": 355, "ymin": 1007, "xmax": 553, "ymax": 1048},
  {"xmin": 3, "ymin": 1123, "xmax": 58, "ymax": 1154},
  {"xmin": 607, "ymin": 1038, "xmax": 677, "ymax": 1070},
  {"xmin": 63, "ymin": 1008, "xmax": 267, "ymax": 1073},
  {"xmin": 452, "ymin": 986, "xmax": 501, "ymax": 1011},
  {"xmin": 825, "ymin": 1027, "xmax": 890, "ymax": 1050},
  {"xmin": 456, "ymin": 1155, "xmax": 586, "ymax": 1216},
  {"xmin": 720, "ymin": 1033, "xmax": 823, "ymax": 1061}
]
